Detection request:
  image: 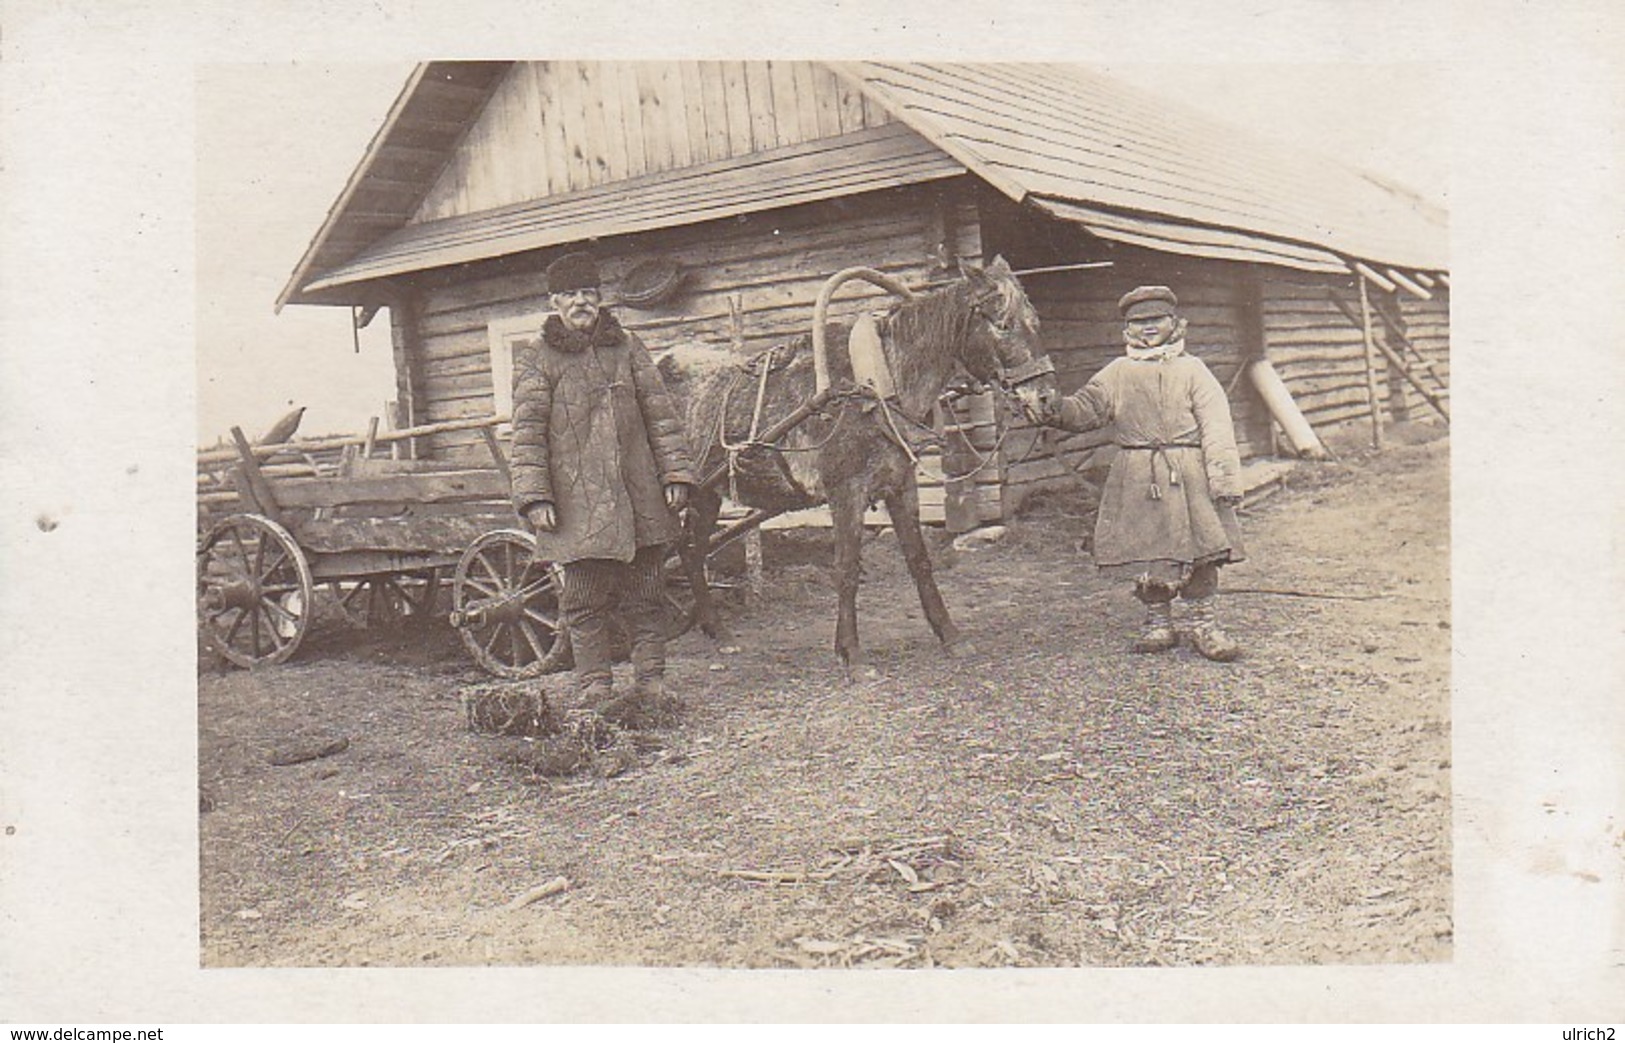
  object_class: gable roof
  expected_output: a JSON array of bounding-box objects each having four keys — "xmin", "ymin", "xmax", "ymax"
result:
[
  {"xmin": 277, "ymin": 61, "xmax": 512, "ymax": 311},
  {"xmin": 280, "ymin": 61, "xmax": 1447, "ymax": 310},
  {"xmin": 297, "ymin": 123, "xmax": 965, "ymax": 298}
]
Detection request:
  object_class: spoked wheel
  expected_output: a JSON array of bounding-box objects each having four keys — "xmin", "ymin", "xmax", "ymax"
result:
[
  {"xmin": 334, "ymin": 570, "xmax": 441, "ymax": 629},
  {"xmin": 451, "ymin": 529, "xmax": 570, "ymax": 678},
  {"xmin": 197, "ymin": 513, "xmax": 315, "ymax": 668}
]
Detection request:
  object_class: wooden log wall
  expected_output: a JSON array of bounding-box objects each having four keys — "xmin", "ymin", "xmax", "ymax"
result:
[
  {"xmin": 415, "ymin": 61, "xmax": 892, "ymax": 222},
  {"xmin": 1260, "ymin": 269, "xmax": 1372, "ymax": 432},
  {"xmin": 1261, "ymin": 270, "xmax": 1449, "ymax": 435},
  {"xmin": 991, "ymin": 258, "xmax": 1268, "ymax": 515},
  {"xmin": 402, "ymin": 179, "xmax": 984, "ymax": 465},
  {"xmin": 1393, "ymin": 288, "xmax": 1451, "ymax": 420}
]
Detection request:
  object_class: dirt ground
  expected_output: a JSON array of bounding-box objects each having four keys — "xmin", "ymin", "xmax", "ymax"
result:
[{"xmin": 198, "ymin": 426, "xmax": 1451, "ymax": 968}]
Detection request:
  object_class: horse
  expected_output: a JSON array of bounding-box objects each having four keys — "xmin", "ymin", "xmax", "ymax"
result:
[{"xmin": 657, "ymin": 256, "xmax": 1054, "ymax": 675}]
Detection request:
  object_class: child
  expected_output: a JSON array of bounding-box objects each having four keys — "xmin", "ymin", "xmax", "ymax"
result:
[{"xmin": 1038, "ymin": 285, "xmax": 1246, "ymax": 661}]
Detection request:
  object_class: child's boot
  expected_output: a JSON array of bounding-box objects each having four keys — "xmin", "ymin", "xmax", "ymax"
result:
[
  {"xmin": 1186, "ymin": 595, "xmax": 1241, "ymax": 662},
  {"xmin": 1131, "ymin": 598, "xmax": 1179, "ymax": 653}
]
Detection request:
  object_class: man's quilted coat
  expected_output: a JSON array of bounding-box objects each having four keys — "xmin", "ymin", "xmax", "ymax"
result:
[{"xmin": 510, "ymin": 315, "xmax": 695, "ymax": 564}]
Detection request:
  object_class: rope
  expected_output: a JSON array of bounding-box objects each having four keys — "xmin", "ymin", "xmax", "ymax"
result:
[
  {"xmin": 770, "ymin": 394, "xmax": 853, "ymax": 454},
  {"xmin": 936, "ymin": 392, "xmax": 1016, "ymax": 482},
  {"xmin": 878, "ymin": 398, "xmax": 922, "ymax": 466}
]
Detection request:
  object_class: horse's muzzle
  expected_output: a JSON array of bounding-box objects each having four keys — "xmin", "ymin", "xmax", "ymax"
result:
[{"xmin": 1002, "ymin": 354, "xmax": 1056, "ymax": 389}]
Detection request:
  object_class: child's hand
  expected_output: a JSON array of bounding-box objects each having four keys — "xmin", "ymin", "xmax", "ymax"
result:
[{"xmin": 1021, "ymin": 389, "xmax": 1062, "ymax": 427}]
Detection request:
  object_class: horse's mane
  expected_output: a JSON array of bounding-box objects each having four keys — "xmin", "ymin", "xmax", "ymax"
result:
[{"xmin": 884, "ymin": 280, "xmax": 979, "ymax": 398}]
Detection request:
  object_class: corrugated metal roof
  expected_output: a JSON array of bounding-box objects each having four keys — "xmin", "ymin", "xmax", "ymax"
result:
[
  {"xmin": 827, "ymin": 62, "xmax": 1447, "ymax": 272},
  {"xmin": 1031, "ymin": 197, "xmax": 1350, "ymax": 273},
  {"xmin": 301, "ymin": 123, "xmax": 964, "ymax": 294}
]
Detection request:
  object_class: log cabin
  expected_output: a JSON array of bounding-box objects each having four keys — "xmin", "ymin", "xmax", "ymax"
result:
[{"xmin": 279, "ymin": 61, "xmax": 1448, "ymax": 530}]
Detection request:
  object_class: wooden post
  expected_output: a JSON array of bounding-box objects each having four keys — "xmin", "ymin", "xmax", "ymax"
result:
[
  {"xmin": 479, "ymin": 426, "xmax": 511, "ymax": 487},
  {"xmin": 1327, "ymin": 291, "xmax": 1449, "ymax": 422},
  {"xmin": 1246, "ymin": 360, "xmax": 1328, "ymax": 459},
  {"xmin": 1376, "ymin": 296, "xmax": 1414, "ymax": 423},
  {"xmin": 386, "ymin": 401, "xmax": 402, "ymax": 459},
  {"xmin": 729, "ymin": 290, "xmax": 763, "ymax": 595},
  {"xmin": 1364, "ymin": 328, "xmax": 1451, "ymax": 422},
  {"xmin": 362, "ymin": 417, "xmax": 380, "ymax": 460},
  {"xmin": 229, "ymin": 426, "xmax": 284, "ymax": 525},
  {"xmin": 1357, "ymin": 274, "xmax": 1385, "ymax": 451},
  {"xmin": 942, "ymin": 393, "xmax": 997, "ymax": 532},
  {"xmin": 388, "ymin": 289, "xmax": 425, "ymax": 460},
  {"xmin": 1233, "ymin": 266, "xmax": 1273, "ymax": 453},
  {"xmin": 924, "ymin": 188, "xmax": 953, "ymax": 271}
]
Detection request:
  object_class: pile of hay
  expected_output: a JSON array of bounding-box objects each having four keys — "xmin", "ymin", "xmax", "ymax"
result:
[
  {"xmin": 459, "ymin": 684, "xmax": 559, "ymax": 738},
  {"xmin": 459, "ymin": 682, "xmax": 684, "ymax": 777}
]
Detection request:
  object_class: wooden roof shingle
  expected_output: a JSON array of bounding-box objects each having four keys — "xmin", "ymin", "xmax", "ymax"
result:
[
  {"xmin": 828, "ymin": 62, "xmax": 1446, "ymax": 272},
  {"xmin": 280, "ymin": 61, "xmax": 1447, "ymax": 309}
]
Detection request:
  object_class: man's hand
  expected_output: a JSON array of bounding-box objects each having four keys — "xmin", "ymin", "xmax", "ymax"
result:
[
  {"xmin": 525, "ymin": 501, "xmax": 557, "ymax": 533},
  {"xmin": 664, "ymin": 482, "xmax": 690, "ymax": 511}
]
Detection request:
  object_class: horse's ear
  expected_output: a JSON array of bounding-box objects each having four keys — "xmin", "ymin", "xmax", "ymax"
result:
[{"xmin": 988, "ymin": 254, "xmax": 1013, "ymax": 276}]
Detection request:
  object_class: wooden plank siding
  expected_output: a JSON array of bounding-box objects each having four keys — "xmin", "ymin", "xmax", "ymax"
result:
[
  {"xmin": 414, "ymin": 61, "xmax": 894, "ymax": 224},
  {"xmin": 406, "ymin": 179, "xmax": 984, "ymax": 462}
]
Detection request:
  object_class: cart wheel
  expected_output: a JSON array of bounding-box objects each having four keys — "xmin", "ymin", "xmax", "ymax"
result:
[
  {"xmin": 451, "ymin": 529, "xmax": 570, "ymax": 679},
  {"xmin": 336, "ymin": 569, "xmax": 441, "ymax": 629},
  {"xmin": 197, "ymin": 513, "xmax": 315, "ymax": 668}
]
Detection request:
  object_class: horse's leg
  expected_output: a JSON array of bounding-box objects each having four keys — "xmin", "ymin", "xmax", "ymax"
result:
[
  {"xmin": 882, "ymin": 477, "xmax": 961, "ymax": 652},
  {"xmin": 829, "ymin": 480, "xmax": 868, "ymax": 677},
  {"xmin": 679, "ymin": 486, "xmax": 730, "ymax": 642}
]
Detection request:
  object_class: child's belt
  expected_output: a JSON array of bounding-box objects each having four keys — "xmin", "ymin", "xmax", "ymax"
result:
[{"xmin": 1118, "ymin": 440, "xmax": 1202, "ymax": 500}]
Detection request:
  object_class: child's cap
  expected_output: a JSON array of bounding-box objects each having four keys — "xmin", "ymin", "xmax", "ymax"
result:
[{"xmin": 1119, "ymin": 285, "xmax": 1179, "ymax": 320}]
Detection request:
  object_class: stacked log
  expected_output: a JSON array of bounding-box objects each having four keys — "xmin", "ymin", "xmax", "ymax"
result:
[{"xmin": 405, "ymin": 179, "xmax": 985, "ymax": 462}]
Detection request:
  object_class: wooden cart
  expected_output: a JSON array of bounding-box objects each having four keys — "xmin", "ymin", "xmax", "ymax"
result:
[
  {"xmin": 197, "ymin": 271, "xmax": 980, "ymax": 677},
  {"xmin": 196, "ymin": 416, "xmax": 568, "ymax": 679}
]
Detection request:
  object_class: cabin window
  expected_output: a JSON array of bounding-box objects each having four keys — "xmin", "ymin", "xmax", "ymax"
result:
[{"xmin": 484, "ymin": 312, "xmax": 549, "ymax": 422}]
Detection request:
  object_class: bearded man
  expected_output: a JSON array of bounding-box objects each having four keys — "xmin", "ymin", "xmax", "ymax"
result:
[{"xmin": 510, "ymin": 252, "xmax": 695, "ymax": 721}]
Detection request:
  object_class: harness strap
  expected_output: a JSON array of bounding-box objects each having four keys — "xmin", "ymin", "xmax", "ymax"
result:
[{"xmin": 1002, "ymin": 354, "xmax": 1055, "ymax": 387}]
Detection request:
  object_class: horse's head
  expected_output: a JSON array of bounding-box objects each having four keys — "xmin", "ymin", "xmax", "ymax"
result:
[{"xmin": 958, "ymin": 256, "xmax": 1056, "ymax": 417}]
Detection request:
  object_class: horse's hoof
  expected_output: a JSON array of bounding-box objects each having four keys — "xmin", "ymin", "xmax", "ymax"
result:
[
  {"xmin": 943, "ymin": 638, "xmax": 977, "ymax": 659},
  {"xmin": 839, "ymin": 658, "xmax": 879, "ymax": 684}
]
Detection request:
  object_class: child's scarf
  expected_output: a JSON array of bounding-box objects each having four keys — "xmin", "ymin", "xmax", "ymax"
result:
[
  {"xmin": 1124, "ymin": 317, "xmax": 1189, "ymax": 361},
  {"xmin": 1125, "ymin": 335, "xmax": 1188, "ymax": 362}
]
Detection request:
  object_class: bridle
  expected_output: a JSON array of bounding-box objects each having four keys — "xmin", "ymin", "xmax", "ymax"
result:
[{"xmin": 963, "ymin": 283, "xmax": 1055, "ymax": 396}]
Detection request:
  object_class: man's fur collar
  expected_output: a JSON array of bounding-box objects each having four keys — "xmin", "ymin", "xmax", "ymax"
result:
[{"xmin": 543, "ymin": 311, "xmax": 624, "ymax": 352}]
